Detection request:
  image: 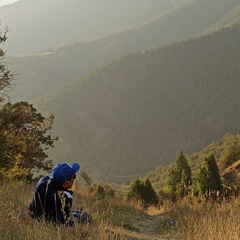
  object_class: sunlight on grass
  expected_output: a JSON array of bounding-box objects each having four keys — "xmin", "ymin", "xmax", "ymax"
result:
[{"xmin": 1, "ymin": 181, "xmax": 240, "ymax": 239}]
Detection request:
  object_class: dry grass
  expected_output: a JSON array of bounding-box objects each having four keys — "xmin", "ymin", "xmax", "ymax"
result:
[
  {"xmin": 1, "ymin": 181, "xmax": 240, "ymax": 240},
  {"xmin": 157, "ymin": 197, "xmax": 240, "ymax": 240},
  {"xmin": 0, "ymin": 181, "xmax": 147, "ymax": 240}
]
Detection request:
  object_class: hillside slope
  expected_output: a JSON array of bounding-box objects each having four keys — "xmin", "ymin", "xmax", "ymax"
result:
[
  {"xmin": 9, "ymin": 0, "xmax": 240, "ymax": 101},
  {"xmin": 33, "ymin": 22, "xmax": 240, "ymax": 182},
  {"xmin": 148, "ymin": 133, "xmax": 240, "ymax": 193}
]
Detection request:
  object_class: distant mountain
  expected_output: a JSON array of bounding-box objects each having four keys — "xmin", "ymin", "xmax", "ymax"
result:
[
  {"xmin": 0, "ymin": 0, "xmax": 186, "ymax": 56},
  {"xmin": 33, "ymin": 21, "xmax": 240, "ymax": 183},
  {"xmin": 9, "ymin": 0, "xmax": 240, "ymax": 101},
  {"xmin": 199, "ymin": 3, "xmax": 240, "ymax": 35}
]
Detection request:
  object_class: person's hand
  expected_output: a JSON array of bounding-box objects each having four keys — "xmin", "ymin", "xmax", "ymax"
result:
[{"xmin": 72, "ymin": 210, "xmax": 91, "ymax": 224}]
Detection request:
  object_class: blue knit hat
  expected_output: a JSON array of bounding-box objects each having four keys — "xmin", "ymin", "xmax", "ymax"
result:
[{"xmin": 52, "ymin": 162, "xmax": 80, "ymax": 184}]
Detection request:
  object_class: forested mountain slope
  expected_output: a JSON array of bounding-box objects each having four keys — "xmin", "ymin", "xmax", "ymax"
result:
[
  {"xmin": 9, "ymin": 0, "xmax": 240, "ymax": 101},
  {"xmin": 33, "ymin": 22, "xmax": 240, "ymax": 182}
]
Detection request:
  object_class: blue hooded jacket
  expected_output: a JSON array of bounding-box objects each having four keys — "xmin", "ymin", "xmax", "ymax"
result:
[{"xmin": 29, "ymin": 176, "xmax": 74, "ymax": 225}]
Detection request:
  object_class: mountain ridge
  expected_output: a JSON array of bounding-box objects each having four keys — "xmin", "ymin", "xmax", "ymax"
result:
[
  {"xmin": 0, "ymin": 0, "xmax": 186, "ymax": 56},
  {"xmin": 9, "ymin": 0, "xmax": 240, "ymax": 102},
  {"xmin": 32, "ymin": 21, "xmax": 240, "ymax": 182}
]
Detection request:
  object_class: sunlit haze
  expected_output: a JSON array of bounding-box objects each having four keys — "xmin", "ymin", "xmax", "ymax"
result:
[{"xmin": 0, "ymin": 0, "xmax": 20, "ymax": 7}]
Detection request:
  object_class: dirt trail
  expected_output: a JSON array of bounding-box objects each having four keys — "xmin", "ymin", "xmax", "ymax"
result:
[
  {"xmin": 122, "ymin": 216, "xmax": 164, "ymax": 239},
  {"xmin": 120, "ymin": 213, "xmax": 175, "ymax": 240}
]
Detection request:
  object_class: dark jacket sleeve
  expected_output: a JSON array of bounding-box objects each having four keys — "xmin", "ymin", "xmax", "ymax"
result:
[{"xmin": 29, "ymin": 176, "xmax": 50, "ymax": 217}]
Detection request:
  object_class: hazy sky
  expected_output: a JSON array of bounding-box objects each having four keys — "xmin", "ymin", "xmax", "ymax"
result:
[{"xmin": 0, "ymin": 0, "xmax": 20, "ymax": 7}]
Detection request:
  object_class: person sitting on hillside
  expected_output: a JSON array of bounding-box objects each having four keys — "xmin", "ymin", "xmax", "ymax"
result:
[{"xmin": 28, "ymin": 162, "xmax": 80, "ymax": 226}]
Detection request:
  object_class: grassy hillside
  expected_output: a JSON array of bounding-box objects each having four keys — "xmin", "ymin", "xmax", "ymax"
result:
[
  {"xmin": 32, "ymin": 21, "xmax": 240, "ymax": 183},
  {"xmin": 9, "ymin": 0, "xmax": 240, "ymax": 101},
  {"xmin": 2, "ymin": 181, "xmax": 240, "ymax": 239}
]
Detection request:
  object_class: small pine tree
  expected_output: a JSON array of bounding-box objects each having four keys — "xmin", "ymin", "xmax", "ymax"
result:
[
  {"xmin": 90, "ymin": 182, "xmax": 115, "ymax": 198},
  {"xmin": 167, "ymin": 151, "xmax": 192, "ymax": 200},
  {"xmin": 167, "ymin": 166, "xmax": 178, "ymax": 201},
  {"xmin": 127, "ymin": 178, "xmax": 158, "ymax": 207},
  {"xmin": 127, "ymin": 177, "xmax": 143, "ymax": 202},
  {"xmin": 195, "ymin": 154, "xmax": 221, "ymax": 194},
  {"xmin": 142, "ymin": 178, "xmax": 158, "ymax": 206},
  {"xmin": 176, "ymin": 151, "xmax": 192, "ymax": 184}
]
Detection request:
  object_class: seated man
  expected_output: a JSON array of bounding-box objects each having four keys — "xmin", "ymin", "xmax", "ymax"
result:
[{"xmin": 29, "ymin": 162, "xmax": 80, "ymax": 226}]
